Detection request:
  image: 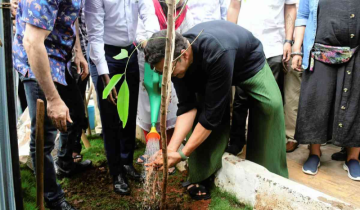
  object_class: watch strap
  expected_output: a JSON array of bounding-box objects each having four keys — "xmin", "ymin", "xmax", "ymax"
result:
[
  {"xmin": 178, "ymin": 148, "xmax": 189, "ymax": 161},
  {"xmin": 285, "ymin": 39, "xmax": 294, "ymax": 46}
]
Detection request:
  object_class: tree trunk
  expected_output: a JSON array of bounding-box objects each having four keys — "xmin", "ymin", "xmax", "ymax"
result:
[{"xmin": 160, "ymin": 0, "xmax": 176, "ymax": 209}]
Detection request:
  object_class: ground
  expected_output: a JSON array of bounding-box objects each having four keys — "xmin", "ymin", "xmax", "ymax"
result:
[{"xmin": 21, "ymin": 136, "xmax": 252, "ymax": 210}]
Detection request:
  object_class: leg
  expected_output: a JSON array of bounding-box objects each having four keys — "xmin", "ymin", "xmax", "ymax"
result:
[
  {"xmin": 284, "ymin": 60, "xmax": 302, "ymax": 152},
  {"xmin": 239, "ymin": 62, "xmax": 288, "ymax": 178},
  {"xmin": 23, "ymin": 80, "xmax": 64, "ymax": 204},
  {"xmin": 228, "ymin": 86, "xmax": 248, "ymax": 155},
  {"xmin": 267, "ymin": 55, "xmax": 284, "ymax": 98}
]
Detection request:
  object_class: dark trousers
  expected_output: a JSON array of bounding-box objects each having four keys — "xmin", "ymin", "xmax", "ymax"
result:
[
  {"xmin": 89, "ymin": 44, "xmax": 139, "ymax": 176},
  {"xmin": 70, "ymin": 62, "xmax": 89, "ymax": 154},
  {"xmin": 230, "ymin": 55, "xmax": 284, "ymax": 147},
  {"xmin": 23, "ymin": 70, "xmax": 85, "ymax": 204}
]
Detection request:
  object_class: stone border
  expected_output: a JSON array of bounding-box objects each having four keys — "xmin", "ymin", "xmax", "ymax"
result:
[{"xmin": 215, "ymin": 153, "xmax": 358, "ymax": 210}]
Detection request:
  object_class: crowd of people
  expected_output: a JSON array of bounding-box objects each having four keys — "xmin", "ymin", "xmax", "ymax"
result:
[{"xmin": 10, "ymin": 0, "xmax": 360, "ymax": 209}]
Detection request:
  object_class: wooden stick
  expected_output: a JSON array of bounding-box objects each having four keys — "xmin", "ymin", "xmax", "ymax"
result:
[
  {"xmin": 160, "ymin": 1, "xmax": 176, "ymax": 209},
  {"xmin": 81, "ymin": 131, "xmax": 91, "ymax": 149},
  {"xmin": 86, "ymin": 83, "xmax": 93, "ymax": 106},
  {"xmin": 35, "ymin": 99, "xmax": 45, "ymax": 210}
]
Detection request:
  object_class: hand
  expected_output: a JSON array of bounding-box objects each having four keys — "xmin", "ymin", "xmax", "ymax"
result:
[
  {"xmin": 283, "ymin": 42, "xmax": 292, "ymax": 63},
  {"xmin": 291, "ymin": 55, "xmax": 303, "ymax": 71},
  {"xmin": 101, "ymin": 74, "xmax": 117, "ymax": 106},
  {"xmin": 47, "ymin": 98, "xmax": 73, "ymax": 132},
  {"xmin": 74, "ymin": 51, "xmax": 89, "ymax": 81},
  {"xmin": 146, "ymin": 150, "xmax": 182, "ymax": 170}
]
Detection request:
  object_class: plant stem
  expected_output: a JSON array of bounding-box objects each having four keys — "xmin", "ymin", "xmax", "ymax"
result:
[{"xmin": 160, "ymin": 0, "xmax": 176, "ymax": 209}]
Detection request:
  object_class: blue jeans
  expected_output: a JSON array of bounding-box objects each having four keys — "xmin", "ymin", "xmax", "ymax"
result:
[
  {"xmin": 87, "ymin": 44, "xmax": 139, "ymax": 176},
  {"xmin": 23, "ymin": 70, "xmax": 84, "ymax": 204}
]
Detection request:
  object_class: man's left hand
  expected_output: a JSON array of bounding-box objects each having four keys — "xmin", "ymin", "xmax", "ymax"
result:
[
  {"xmin": 74, "ymin": 51, "xmax": 89, "ymax": 81},
  {"xmin": 146, "ymin": 150, "xmax": 182, "ymax": 170}
]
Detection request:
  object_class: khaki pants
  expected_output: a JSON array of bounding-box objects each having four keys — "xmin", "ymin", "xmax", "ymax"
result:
[{"xmin": 284, "ymin": 61, "xmax": 302, "ymax": 142}]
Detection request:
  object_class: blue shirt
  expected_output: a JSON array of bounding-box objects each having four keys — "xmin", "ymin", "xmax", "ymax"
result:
[
  {"xmin": 13, "ymin": 0, "xmax": 82, "ymax": 85},
  {"xmin": 295, "ymin": 0, "xmax": 320, "ymax": 70}
]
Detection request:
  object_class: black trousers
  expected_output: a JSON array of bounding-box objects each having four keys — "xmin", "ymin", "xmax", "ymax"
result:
[
  {"xmin": 92, "ymin": 44, "xmax": 139, "ymax": 176},
  {"xmin": 230, "ymin": 55, "xmax": 284, "ymax": 147}
]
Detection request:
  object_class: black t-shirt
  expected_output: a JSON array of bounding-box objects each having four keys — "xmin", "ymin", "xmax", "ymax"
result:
[{"xmin": 173, "ymin": 20, "xmax": 266, "ymax": 130}]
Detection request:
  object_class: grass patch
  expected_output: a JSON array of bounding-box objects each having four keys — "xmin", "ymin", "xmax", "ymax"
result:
[
  {"xmin": 210, "ymin": 188, "xmax": 252, "ymax": 210},
  {"xmin": 20, "ymin": 165, "xmax": 37, "ymax": 210},
  {"xmin": 80, "ymin": 137, "xmax": 107, "ymax": 167}
]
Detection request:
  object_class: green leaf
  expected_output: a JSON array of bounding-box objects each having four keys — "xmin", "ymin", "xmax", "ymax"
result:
[
  {"xmin": 113, "ymin": 49, "xmax": 128, "ymax": 60},
  {"xmin": 117, "ymin": 80, "xmax": 130, "ymax": 128},
  {"xmin": 102, "ymin": 74, "xmax": 123, "ymax": 99}
]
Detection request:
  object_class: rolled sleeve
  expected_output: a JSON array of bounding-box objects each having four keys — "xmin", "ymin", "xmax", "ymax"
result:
[
  {"xmin": 138, "ymin": 0, "xmax": 160, "ymax": 39},
  {"xmin": 85, "ymin": 0, "xmax": 109, "ymax": 75},
  {"xmin": 21, "ymin": 0, "xmax": 59, "ymax": 31},
  {"xmin": 295, "ymin": 0, "xmax": 309, "ymax": 27},
  {"xmin": 198, "ymin": 52, "xmax": 233, "ymax": 130}
]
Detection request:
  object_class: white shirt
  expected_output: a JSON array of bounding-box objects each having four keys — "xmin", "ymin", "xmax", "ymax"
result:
[
  {"xmin": 187, "ymin": 0, "xmax": 230, "ymax": 25},
  {"xmin": 237, "ymin": 0, "xmax": 297, "ymax": 59},
  {"xmin": 85, "ymin": 0, "xmax": 159, "ymax": 75}
]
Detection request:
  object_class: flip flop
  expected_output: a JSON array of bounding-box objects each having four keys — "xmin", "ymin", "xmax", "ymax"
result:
[{"xmin": 136, "ymin": 155, "xmax": 147, "ymax": 165}]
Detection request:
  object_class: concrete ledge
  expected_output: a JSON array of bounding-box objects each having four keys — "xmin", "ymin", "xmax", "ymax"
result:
[{"xmin": 215, "ymin": 153, "xmax": 358, "ymax": 210}]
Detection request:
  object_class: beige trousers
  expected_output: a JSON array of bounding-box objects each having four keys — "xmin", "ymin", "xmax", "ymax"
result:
[{"xmin": 284, "ymin": 61, "xmax": 302, "ymax": 142}]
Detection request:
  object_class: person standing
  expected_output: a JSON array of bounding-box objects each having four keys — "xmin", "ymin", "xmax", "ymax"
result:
[
  {"xmin": 13, "ymin": 0, "xmax": 92, "ymax": 209},
  {"xmin": 85, "ymin": 0, "xmax": 159, "ymax": 195},
  {"xmin": 187, "ymin": 0, "xmax": 230, "ymax": 25},
  {"xmin": 292, "ymin": 0, "xmax": 360, "ymax": 180},
  {"xmin": 226, "ymin": 0, "xmax": 298, "ymax": 154}
]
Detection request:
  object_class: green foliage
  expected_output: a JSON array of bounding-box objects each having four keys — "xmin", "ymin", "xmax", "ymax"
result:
[
  {"xmin": 113, "ymin": 49, "xmax": 129, "ymax": 60},
  {"xmin": 210, "ymin": 188, "xmax": 252, "ymax": 210},
  {"xmin": 80, "ymin": 138, "xmax": 107, "ymax": 167},
  {"xmin": 102, "ymin": 74, "xmax": 123, "ymax": 100},
  {"xmin": 117, "ymin": 81, "xmax": 130, "ymax": 128},
  {"xmin": 20, "ymin": 165, "xmax": 38, "ymax": 210}
]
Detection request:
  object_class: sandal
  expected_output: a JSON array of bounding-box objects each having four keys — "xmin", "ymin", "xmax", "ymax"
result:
[
  {"xmin": 136, "ymin": 155, "xmax": 148, "ymax": 165},
  {"xmin": 72, "ymin": 154, "xmax": 83, "ymax": 163},
  {"xmin": 169, "ymin": 167, "xmax": 176, "ymax": 175},
  {"xmin": 182, "ymin": 181, "xmax": 211, "ymax": 200}
]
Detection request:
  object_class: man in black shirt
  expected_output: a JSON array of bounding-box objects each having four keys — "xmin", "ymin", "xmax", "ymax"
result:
[{"xmin": 145, "ymin": 20, "xmax": 288, "ymax": 199}]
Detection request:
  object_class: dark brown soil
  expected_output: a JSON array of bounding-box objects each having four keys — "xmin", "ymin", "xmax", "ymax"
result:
[{"xmin": 62, "ymin": 164, "xmax": 211, "ymax": 210}]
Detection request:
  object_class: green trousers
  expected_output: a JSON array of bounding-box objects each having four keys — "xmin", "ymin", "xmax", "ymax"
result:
[{"xmin": 188, "ymin": 62, "xmax": 288, "ymax": 183}]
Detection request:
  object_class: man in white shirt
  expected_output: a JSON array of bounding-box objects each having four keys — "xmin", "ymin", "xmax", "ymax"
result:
[
  {"xmin": 187, "ymin": 0, "xmax": 230, "ymax": 25},
  {"xmin": 85, "ymin": 0, "xmax": 159, "ymax": 195},
  {"xmin": 226, "ymin": 0, "xmax": 297, "ymax": 155}
]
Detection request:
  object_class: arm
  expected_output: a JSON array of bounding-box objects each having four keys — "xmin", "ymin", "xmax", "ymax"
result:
[
  {"xmin": 291, "ymin": 26, "xmax": 306, "ymax": 71},
  {"xmin": 23, "ymin": 24, "xmax": 72, "ymax": 132},
  {"xmin": 283, "ymin": 3, "xmax": 296, "ymax": 62},
  {"xmin": 74, "ymin": 19, "xmax": 89, "ymax": 81},
  {"xmin": 138, "ymin": 0, "xmax": 160, "ymax": 40},
  {"xmin": 85, "ymin": 0, "xmax": 117, "ymax": 105},
  {"xmin": 291, "ymin": 0, "xmax": 309, "ymax": 71},
  {"xmin": 220, "ymin": 0, "xmax": 231, "ymax": 20},
  {"xmin": 227, "ymin": 0, "xmax": 241, "ymax": 24}
]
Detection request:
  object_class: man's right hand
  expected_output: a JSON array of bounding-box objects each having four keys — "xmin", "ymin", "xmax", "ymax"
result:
[
  {"xmin": 101, "ymin": 74, "xmax": 117, "ymax": 106},
  {"xmin": 47, "ymin": 98, "xmax": 73, "ymax": 132}
]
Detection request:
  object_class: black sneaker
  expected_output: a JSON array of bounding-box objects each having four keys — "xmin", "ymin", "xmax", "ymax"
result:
[
  {"xmin": 225, "ymin": 145, "xmax": 244, "ymax": 156},
  {"xmin": 47, "ymin": 198, "xmax": 77, "ymax": 210},
  {"xmin": 113, "ymin": 173, "xmax": 130, "ymax": 195},
  {"xmin": 123, "ymin": 165, "xmax": 141, "ymax": 181}
]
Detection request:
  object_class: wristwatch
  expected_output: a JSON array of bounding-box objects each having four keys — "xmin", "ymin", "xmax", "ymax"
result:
[
  {"xmin": 284, "ymin": 39, "xmax": 294, "ymax": 46},
  {"xmin": 178, "ymin": 148, "xmax": 189, "ymax": 161},
  {"xmin": 291, "ymin": 52, "xmax": 303, "ymax": 57}
]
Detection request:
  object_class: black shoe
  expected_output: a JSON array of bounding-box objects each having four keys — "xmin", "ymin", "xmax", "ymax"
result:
[
  {"xmin": 331, "ymin": 147, "xmax": 347, "ymax": 161},
  {"xmin": 113, "ymin": 174, "xmax": 130, "ymax": 195},
  {"xmin": 47, "ymin": 199, "xmax": 77, "ymax": 210},
  {"xmin": 123, "ymin": 165, "xmax": 141, "ymax": 181},
  {"xmin": 56, "ymin": 160, "xmax": 92, "ymax": 178}
]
